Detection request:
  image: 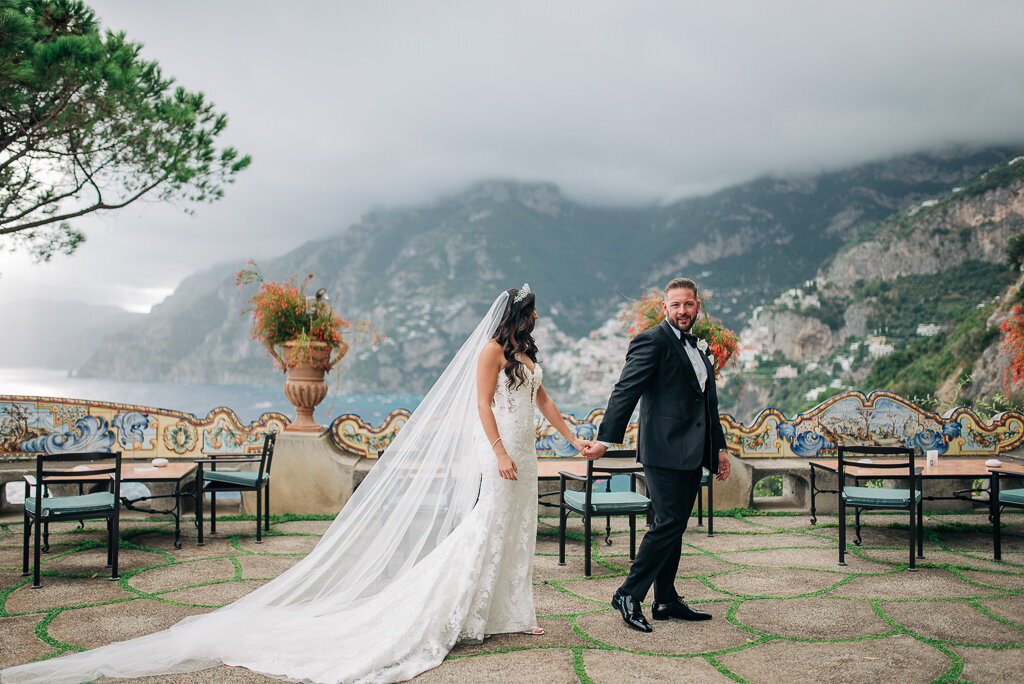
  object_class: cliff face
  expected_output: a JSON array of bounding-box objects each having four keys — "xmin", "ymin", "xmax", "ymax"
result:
[
  {"xmin": 824, "ymin": 182, "xmax": 1024, "ymax": 287},
  {"xmin": 742, "ymin": 173, "xmax": 1024, "ymax": 366},
  {"xmin": 745, "ymin": 310, "xmax": 834, "ymax": 363}
]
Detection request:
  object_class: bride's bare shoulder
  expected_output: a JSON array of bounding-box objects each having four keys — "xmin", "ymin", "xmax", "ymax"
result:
[{"xmin": 479, "ymin": 339, "xmax": 504, "ymax": 362}]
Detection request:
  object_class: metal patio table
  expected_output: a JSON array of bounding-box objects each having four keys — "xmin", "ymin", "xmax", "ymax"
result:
[{"xmin": 809, "ymin": 457, "xmax": 1024, "ymax": 524}]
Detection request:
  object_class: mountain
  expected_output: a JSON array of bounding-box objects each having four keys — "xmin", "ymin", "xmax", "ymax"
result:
[{"xmin": 75, "ymin": 146, "xmax": 1024, "ymax": 397}]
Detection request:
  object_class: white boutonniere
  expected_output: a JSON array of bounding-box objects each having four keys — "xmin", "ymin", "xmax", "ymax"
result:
[{"xmin": 696, "ymin": 337, "xmax": 714, "ymax": 365}]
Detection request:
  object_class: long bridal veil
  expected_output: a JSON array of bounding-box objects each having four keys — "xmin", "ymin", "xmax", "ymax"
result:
[{"xmin": 2, "ymin": 292, "xmax": 511, "ymax": 684}]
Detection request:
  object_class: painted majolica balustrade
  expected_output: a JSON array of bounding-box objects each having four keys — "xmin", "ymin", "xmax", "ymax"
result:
[
  {"xmin": 0, "ymin": 397, "xmax": 288, "ymax": 461},
  {"xmin": 2, "ymin": 391, "xmax": 1022, "ymax": 463},
  {"xmin": 721, "ymin": 391, "xmax": 1024, "ymax": 459}
]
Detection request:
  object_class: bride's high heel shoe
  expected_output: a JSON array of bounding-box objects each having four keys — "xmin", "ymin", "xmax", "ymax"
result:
[{"xmin": 521, "ymin": 627, "xmax": 544, "ymax": 635}]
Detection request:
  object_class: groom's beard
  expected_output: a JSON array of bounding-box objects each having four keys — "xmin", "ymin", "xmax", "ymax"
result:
[{"xmin": 667, "ymin": 315, "xmax": 694, "ymax": 333}]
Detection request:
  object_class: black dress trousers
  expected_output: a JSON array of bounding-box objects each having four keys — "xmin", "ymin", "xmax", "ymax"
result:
[{"xmin": 618, "ymin": 464, "xmax": 703, "ymax": 603}]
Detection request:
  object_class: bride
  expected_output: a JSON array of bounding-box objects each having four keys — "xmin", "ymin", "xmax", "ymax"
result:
[{"xmin": 1, "ymin": 285, "xmax": 588, "ymax": 684}]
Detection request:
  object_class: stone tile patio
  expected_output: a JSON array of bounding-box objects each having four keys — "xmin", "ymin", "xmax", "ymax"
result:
[{"xmin": 1, "ymin": 509, "xmax": 1021, "ymax": 683}]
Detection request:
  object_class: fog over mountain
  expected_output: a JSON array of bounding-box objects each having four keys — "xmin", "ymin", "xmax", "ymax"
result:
[{"xmin": 2, "ymin": 2, "xmax": 1023, "ymax": 314}]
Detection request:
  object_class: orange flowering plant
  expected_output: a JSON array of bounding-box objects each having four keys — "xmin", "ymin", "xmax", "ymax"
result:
[
  {"xmin": 620, "ymin": 289, "xmax": 740, "ymax": 379},
  {"xmin": 236, "ymin": 260, "xmax": 378, "ymax": 370}
]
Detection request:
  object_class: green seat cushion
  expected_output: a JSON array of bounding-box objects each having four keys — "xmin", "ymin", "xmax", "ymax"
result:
[
  {"xmin": 1000, "ymin": 488, "xmax": 1024, "ymax": 506},
  {"xmin": 25, "ymin": 492, "xmax": 117, "ymax": 518},
  {"xmin": 563, "ymin": 489, "xmax": 650, "ymax": 514},
  {"xmin": 843, "ymin": 486, "xmax": 921, "ymax": 508},
  {"xmin": 203, "ymin": 470, "xmax": 269, "ymax": 488}
]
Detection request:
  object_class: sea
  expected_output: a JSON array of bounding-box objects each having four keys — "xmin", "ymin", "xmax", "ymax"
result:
[{"xmin": 0, "ymin": 367, "xmax": 424, "ymax": 426}]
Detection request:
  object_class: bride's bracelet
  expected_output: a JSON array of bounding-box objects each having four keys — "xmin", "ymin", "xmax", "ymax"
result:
[{"xmin": 490, "ymin": 437, "xmax": 502, "ymax": 449}]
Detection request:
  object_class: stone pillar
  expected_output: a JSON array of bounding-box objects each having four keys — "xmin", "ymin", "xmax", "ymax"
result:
[
  {"xmin": 714, "ymin": 457, "xmax": 755, "ymax": 510},
  {"xmin": 242, "ymin": 430, "xmax": 374, "ymax": 516}
]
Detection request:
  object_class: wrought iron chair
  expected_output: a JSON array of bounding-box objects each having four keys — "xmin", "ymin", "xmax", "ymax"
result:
[
  {"xmin": 196, "ymin": 432, "xmax": 276, "ymax": 544},
  {"xmin": 838, "ymin": 445, "xmax": 923, "ymax": 570},
  {"xmin": 696, "ymin": 467, "xmax": 714, "ymax": 536},
  {"xmin": 22, "ymin": 451, "xmax": 123, "ymax": 588},
  {"xmin": 557, "ymin": 450, "xmax": 652, "ymax": 577},
  {"xmin": 591, "ymin": 472, "xmax": 645, "ymax": 547},
  {"xmin": 989, "ymin": 468, "xmax": 1024, "ymax": 561}
]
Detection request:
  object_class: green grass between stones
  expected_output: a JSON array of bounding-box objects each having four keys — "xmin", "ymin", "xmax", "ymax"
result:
[{"xmin": 0, "ymin": 509, "xmax": 1021, "ymax": 683}]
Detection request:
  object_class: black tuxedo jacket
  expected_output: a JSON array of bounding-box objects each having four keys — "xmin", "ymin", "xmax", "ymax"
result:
[{"xmin": 597, "ymin": 319, "xmax": 726, "ymax": 473}]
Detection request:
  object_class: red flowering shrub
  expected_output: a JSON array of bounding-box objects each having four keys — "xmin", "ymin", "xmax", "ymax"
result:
[
  {"xmin": 622, "ymin": 290, "xmax": 665, "ymax": 337},
  {"xmin": 1000, "ymin": 305, "xmax": 1024, "ymax": 389},
  {"xmin": 620, "ymin": 289, "xmax": 740, "ymax": 379},
  {"xmin": 691, "ymin": 314, "xmax": 741, "ymax": 379},
  {"xmin": 236, "ymin": 260, "xmax": 378, "ymax": 370}
]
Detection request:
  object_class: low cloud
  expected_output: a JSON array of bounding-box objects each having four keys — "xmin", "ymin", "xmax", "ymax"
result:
[{"xmin": 3, "ymin": 0, "xmax": 1023, "ymax": 311}]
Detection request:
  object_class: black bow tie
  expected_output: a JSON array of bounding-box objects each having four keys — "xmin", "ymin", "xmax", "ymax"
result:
[{"xmin": 681, "ymin": 332, "xmax": 698, "ymax": 348}]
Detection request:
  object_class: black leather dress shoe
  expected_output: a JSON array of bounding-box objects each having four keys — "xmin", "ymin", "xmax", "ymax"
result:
[
  {"xmin": 611, "ymin": 592, "xmax": 653, "ymax": 632},
  {"xmin": 652, "ymin": 597, "xmax": 712, "ymax": 621}
]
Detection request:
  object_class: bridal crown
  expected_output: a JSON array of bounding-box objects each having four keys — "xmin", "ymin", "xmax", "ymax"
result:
[{"xmin": 513, "ymin": 283, "xmax": 531, "ymax": 303}]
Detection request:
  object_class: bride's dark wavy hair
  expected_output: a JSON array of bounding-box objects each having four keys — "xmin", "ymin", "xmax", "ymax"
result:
[{"xmin": 493, "ymin": 288, "xmax": 538, "ymax": 390}]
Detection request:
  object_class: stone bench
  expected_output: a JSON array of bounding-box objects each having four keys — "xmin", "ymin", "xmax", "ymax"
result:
[{"xmin": 730, "ymin": 458, "xmax": 812, "ymax": 511}]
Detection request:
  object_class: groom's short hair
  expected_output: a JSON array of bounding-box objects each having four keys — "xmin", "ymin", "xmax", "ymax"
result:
[{"xmin": 664, "ymin": 277, "xmax": 698, "ymax": 297}]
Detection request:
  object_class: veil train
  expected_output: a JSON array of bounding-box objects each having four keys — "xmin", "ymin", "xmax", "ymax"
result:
[{"xmin": 1, "ymin": 292, "xmax": 512, "ymax": 684}]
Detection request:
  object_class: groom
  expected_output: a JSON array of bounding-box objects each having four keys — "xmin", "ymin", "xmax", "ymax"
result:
[{"xmin": 584, "ymin": 277, "xmax": 731, "ymax": 632}]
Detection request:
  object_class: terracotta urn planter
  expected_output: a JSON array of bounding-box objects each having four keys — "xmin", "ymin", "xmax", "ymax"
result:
[{"xmin": 281, "ymin": 341, "xmax": 338, "ymax": 433}]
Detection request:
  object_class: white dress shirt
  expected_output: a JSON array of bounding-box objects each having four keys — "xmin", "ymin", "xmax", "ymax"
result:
[{"xmin": 676, "ymin": 327, "xmax": 708, "ymax": 392}]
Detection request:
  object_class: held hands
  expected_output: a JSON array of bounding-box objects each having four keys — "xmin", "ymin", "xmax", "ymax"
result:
[
  {"xmin": 582, "ymin": 441, "xmax": 607, "ymax": 461},
  {"xmin": 553, "ymin": 434, "xmax": 599, "ymax": 459},
  {"xmin": 568, "ymin": 435, "xmax": 589, "ymax": 456}
]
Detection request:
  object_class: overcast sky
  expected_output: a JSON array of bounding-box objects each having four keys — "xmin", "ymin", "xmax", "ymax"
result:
[{"xmin": 3, "ymin": 0, "xmax": 1024, "ymax": 313}]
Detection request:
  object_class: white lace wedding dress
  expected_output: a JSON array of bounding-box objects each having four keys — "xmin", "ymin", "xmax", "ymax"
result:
[{"xmin": 1, "ymin": 292, "xmax": 541, "ymax": 684}]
